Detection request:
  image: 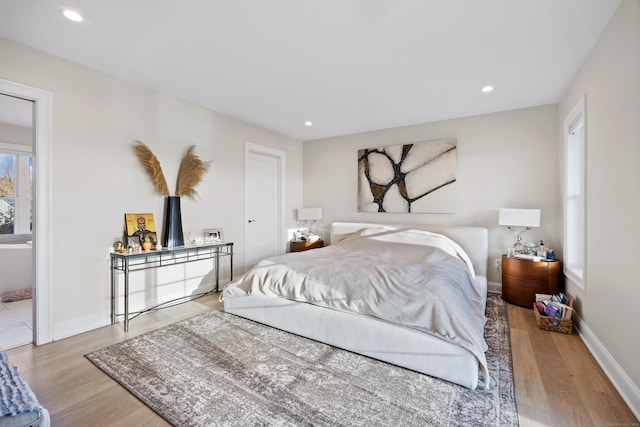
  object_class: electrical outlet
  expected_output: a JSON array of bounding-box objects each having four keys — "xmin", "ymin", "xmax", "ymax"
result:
[{"xmin": 494, "ymin": 258, "xmax": 502, "ymax": 269}]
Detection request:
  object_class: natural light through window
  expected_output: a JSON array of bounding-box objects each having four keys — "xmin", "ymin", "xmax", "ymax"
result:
[
  {"xmin": 564, "ymin": 95, "xmax": 586, "ymax": 289},
  {"xmin": 0, "ymin": 143, "xmax": 32, "ymax": 237}
]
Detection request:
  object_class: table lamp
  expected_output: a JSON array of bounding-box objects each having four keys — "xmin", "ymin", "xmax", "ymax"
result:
[
  {"xmin": 297, "ymin": 208, "xmax": 322, "ymax": 234},
  {"xmin": 499, "ymin": 208, "xmax": 540, "ymax": 254}
]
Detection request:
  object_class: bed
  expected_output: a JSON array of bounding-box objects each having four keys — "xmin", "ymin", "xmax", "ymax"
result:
[{"xmin": 221, "ymin": 222, "xmax": 489, "ymax": 389}]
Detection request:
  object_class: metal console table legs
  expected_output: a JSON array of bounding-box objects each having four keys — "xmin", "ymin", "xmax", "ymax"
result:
[{"xmin": 110, "ymin": 242, "xmax": 233, "ymax": 331}]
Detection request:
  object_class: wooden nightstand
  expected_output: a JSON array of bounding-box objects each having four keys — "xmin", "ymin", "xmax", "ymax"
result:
[
  {"xmin": 501, "ymin": 256, "xmax": 563, "ymax": 307},
  {"xmin": 290, "ymin": 240, "xmax": 324, "ymax": 252}
]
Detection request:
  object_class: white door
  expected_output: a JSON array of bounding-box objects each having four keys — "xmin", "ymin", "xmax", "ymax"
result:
[{"xmin": 244, "ymin": 142, "xmax": 285, "ymax": 270}]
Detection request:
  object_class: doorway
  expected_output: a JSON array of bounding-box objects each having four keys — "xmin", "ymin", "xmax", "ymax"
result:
[
  {"xmin": 244, "ymin": 141, "xmax": 285, "ymax": 270},
  {"xmin": 0, "ymin": 79, "xmax": 53, "ymax": 345},
  {"xmin": 0, "ymin": 93, "xmax": 33, "ymax": 348}
]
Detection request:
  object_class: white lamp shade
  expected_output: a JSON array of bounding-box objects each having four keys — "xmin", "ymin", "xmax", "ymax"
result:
[
  {"xmin": 297, "ymin": 208, "xmax": 323, "ymax": 221},
  {"xmin": 498, "ymin": 208, "xmax": 540, "ymax": 227}
]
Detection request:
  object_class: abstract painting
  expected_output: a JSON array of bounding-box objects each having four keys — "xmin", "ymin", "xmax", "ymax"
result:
[{"xmin": 358, "ymin": 138, "xmax": 457, "ymax": 213}]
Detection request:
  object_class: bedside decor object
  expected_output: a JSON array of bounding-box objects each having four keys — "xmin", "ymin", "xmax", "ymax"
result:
[
  {"xmin": 533, "ymin": 292, "xmax": 573, "ymax": 334},
  {"xmin": 498, "ymin": 208, "xmax": 541, "ymax": 254},
  {"xmin": 297, "ymin": 208, "xmax": 322, "ymax": 235},
  {"xmin": 133, "ymin": 141, "xmax": 211, "ymax": 247}
]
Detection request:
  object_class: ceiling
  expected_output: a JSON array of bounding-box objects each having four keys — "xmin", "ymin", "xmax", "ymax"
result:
[{"xmin": 0, "ymin": 0, "xmax": 621, "ymax": 141}]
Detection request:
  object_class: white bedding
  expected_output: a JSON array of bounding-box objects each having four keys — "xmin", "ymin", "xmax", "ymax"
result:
[{"xmin": 221, "ymin": 227, "xmax": 489, "ymax": 383}]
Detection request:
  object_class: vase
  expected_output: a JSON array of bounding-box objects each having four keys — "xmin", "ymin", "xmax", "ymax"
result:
[
  {"xmin": 162, "ymin": 196, "xmax": 184, "ymax": 247},
  {"xmin": 142, "ymin": 240, "xmax": 152, "ymax": 251}
]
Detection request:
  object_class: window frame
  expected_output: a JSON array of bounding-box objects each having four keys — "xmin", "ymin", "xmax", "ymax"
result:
[
  {"xmin": 563, "ymin": 95, "xmax": 587, "ymax": 290},
  {"xmin": 0, "ymin": 141, "xmax": 32, "ymax": 241}
]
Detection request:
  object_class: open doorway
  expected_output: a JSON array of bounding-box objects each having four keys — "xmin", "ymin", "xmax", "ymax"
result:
[
  {"xmin": 0, "ymin": 79, "xmax": 53, "ymax": 346},
  {"xmin": 0, "ymin": 93, "xmax": 34, "ymax": 349}
]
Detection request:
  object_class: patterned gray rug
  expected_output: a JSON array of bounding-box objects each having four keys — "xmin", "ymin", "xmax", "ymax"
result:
[{"xmin": 86, "ymin": 294, "xmax": 518, "ymax": 426}]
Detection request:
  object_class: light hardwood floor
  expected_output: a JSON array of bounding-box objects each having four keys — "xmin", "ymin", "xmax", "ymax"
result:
[
  {"xmin": 0, "ymin": 298, "xmax": 33, "ymax": 349},
  {"xmin": 5, "ymin": 294, "xmax": 639, "ymax": 426},
  {"xmin": 507, "ymin": 302, "xmax": 638, "ymax": 427}
]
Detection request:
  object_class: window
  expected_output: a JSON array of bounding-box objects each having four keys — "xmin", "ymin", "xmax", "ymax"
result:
[
  {"xmin": 564, "ymin": 95, "xmax": 586, "ymax": 289},
  {"xmin": 0, "ymin": 142, "xmax": 32, "ymax": 237}
]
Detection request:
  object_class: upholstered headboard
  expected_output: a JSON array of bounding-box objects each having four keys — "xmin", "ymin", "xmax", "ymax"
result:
[{"xmin": 330, "ymin": 222, "xmax": 489, "ymax": 279}]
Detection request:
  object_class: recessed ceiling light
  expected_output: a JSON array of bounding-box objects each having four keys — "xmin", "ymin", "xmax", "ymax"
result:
[
  {"xmin": 481, "ymin": 85, "xmax": 494, "ymax": 93},
  {"xmin": 61, "ymin": 9, "xmax": 83, "ymax": 22},
  {"xmin": 304, "ymin": 121, "xmax": 313, "ymax": 126}
]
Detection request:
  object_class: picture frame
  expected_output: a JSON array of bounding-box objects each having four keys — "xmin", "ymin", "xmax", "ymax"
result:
[
  {"xmin": 143, "ymin": 232, "xmax": 159, "ymax": 248},
  {"xmin": 204, "ymin": 228, "xmax": 224, "ymax": 242},
  {"xmin": 126, "ymin": 236, "xmax": 141, "ymax": 249},
  {"xmin": 124, "ymin": 213, "xmax": 158, "ymax": 249}
]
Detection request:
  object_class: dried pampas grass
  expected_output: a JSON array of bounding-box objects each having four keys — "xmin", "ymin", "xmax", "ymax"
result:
[
  {"xmin": 133, "ymin": 141, "xmax": 211, "ymax": 199},
  {"xmin": 133, "ymin": 141, "xmax": 170, "ymax": 196},
  {"xmin": 176, "ymin": 145, "xmax": 211, "ymax": 199}
]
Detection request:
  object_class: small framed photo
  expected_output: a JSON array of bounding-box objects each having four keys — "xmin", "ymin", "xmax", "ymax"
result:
[
  {"xmin": 127, "ymin": 236, "xmax": 141, "ymax": 248},
  {"xmin": 143, "ymin": 232, "xmax": 159, "ymax": 249},
  {"xmin": 204, "ymin": 228, "xmax": 223, "ymax": 242}
]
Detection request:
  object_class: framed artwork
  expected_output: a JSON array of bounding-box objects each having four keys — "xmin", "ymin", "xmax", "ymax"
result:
[
  {"xmin": 205, "ymin": 228, "xmax": 224, "ymax": 242},
  {"xmin": 357, "ymin": 138, "xmax": 457, "ymax": 213},
  {"xmin": 124, "ymin": 213, "xmax": 157, "ymax": 248}
]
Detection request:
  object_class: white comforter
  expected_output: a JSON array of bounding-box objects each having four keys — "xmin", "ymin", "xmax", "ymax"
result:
[{"xmin": 221, "ymin": 228, "xmax": 489, "ymax": 384}]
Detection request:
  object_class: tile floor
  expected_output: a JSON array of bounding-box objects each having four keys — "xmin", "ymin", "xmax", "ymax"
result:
[{"xmin": 0, "ymin": 299, "xmax": 33, "ymax": 350}]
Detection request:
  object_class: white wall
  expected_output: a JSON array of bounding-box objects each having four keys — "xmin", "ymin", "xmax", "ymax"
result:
[
  {"xmin": 0, "ymin": 244, "xmax": 32, "ymax": 293},
  {"xmin": 558, "ymin": 0, "xmax": 640, "ymax": 414},
  {"xmin": 303, "ymin": 104, "xmax": 559, "ymax": 285},
  {"xmin": 0, "ymin": 37, "xmax": 303, "ymax": 338}
]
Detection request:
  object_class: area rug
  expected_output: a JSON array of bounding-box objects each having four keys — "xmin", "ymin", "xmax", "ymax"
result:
[
  {"xmin": 86, "ymin": 294, "xmax": 518, "ymax": 426},
  {"xmin": 0, "ymin": 288, "xmax": 32, "ymax": 303}
]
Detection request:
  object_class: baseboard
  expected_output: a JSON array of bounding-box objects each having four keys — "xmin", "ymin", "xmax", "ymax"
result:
[
  {"xmin": 487, "ymin": 281, "xmax": 502, "ymax": 294},
  {"xmin": 573, "ymin": 313, "xmax": 640, "ymax": 421},
  {"xmin": 54, "ymin": 313, "xmax": 109, "ymax": 341}
]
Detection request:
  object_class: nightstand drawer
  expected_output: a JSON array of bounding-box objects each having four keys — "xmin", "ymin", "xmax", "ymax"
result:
[
  {"xmin": 502, "ymin": 275, "xmax": 547, "ymax": 307},
  {"xmin": 290, "ymin": 240, "xmax": 324, "ymax": 252},
  {"xmin": 502, "ymin": 257, "xmax": 550, "ymax": 280},
  {"xmin": 501, "ymin": 256, "xmax": 563, "ymax": 307}
]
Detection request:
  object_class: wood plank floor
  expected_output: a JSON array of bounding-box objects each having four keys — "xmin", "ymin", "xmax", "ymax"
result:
[
  {"xmin": 5, "ymin": 294, "xmax": 638, "ymax": 426},
  {"xmin": 507, "ymin": 302, "xmax": 638, "ymax": 427}
]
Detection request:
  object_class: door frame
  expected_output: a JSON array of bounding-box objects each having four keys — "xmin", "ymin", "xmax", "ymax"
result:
[
  {"xmin": 244, "ymin": 141, "xmax": 286, "ymax": 269},
  {"xmin": 0, "ymin": 79, "xmax": 53, "ymax": 345}
]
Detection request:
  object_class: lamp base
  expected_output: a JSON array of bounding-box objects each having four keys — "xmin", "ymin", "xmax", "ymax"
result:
[
  {"xmin": 513, "ymin": 240, "xmax": 523, "ymax": 254},
  {"xmin": 509, "ymin": 226, "xmax": 530, "ymax": 254}
]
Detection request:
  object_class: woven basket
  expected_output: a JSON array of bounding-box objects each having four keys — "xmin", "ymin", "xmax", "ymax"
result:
[{"xmin": 533, "ymin": 293, "xmax": 573, "ymax": 334}]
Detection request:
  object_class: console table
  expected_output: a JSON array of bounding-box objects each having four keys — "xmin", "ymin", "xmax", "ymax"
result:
[{"xmin": 110, "ymin": 242, "xmax": 233, "ymax": 331}]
